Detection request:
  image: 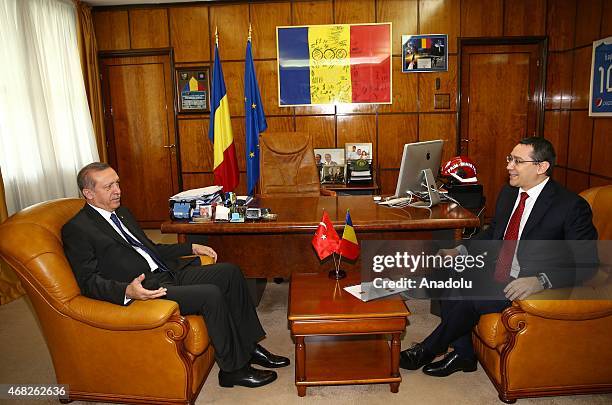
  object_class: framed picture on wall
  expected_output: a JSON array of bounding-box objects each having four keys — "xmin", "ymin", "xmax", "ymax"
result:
[
  {"xmin": 401, "ymin": 34, "xmax": 448, "ymax": 73},
  {"xmin": 277, "ymin": 23, "xmax": 392, "ymax": 106},
  {"xmin": 176, "ymin": 67, "xmax": 210, "ymax": 113},
  {"xmin": 589, "ymin": 36, "xmax": 612, "ymax": 117}
]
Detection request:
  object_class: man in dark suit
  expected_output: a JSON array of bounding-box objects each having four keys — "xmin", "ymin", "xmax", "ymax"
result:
[
  {"xmin": 400, "ymin": 137, "xmax": 598, "ymax": 377},
  {"xmin": 62, "ymin": 162, "xmax": 289, "ymax": 388}
]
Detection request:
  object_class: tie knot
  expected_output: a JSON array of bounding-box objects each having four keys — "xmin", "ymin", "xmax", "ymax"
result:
[{"xmin": 520, "ymin": 192, "xmax": 529, "ymax": 203}]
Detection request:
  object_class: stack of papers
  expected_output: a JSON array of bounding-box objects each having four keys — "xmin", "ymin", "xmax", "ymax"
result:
[
  {"xmin": 344, "ymin": 280, "xmax": 408, "ymax": 302},
  {"xmin": 170, "ymin": 186, "xmax": 222, "ymax": 201},
  {"xmin": 170, "ymin": 186, "xmax": 223, "ymax": 205},
  {"xmin": 350, "ymin": 170, "xmax": 372, "ymax": 182}
]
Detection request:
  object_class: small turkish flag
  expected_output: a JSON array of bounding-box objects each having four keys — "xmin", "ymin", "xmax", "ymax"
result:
[{"xmin": 312, "ymin": 210, "xmax": 340, "ymax": 260}]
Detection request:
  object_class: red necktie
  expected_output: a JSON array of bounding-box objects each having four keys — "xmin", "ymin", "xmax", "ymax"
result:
[{"xmin": 494, "ymin": 192, "xmax": 529, "ymax": 283}]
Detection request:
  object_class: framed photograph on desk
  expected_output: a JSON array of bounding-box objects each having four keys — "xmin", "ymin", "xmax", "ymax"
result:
[
  {"xmin": 321, "ymin": 165, "xmax": 346, "ymax": 184},
  {"xmin": 345, "ymin": 143, "xmax": 372, "ymax": 161},
  {"xmin": 314, "ymin": 148, "xmax": 345, "ymax": 167},
  {"xmin": 176, "ymin": 67, "xmax": 210, "ymax": 113}
]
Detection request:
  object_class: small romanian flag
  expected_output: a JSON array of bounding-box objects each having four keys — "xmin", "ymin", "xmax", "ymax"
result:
[{"xmin": 337, "ymin": 210, "xmax": 360, "ymax": 260}]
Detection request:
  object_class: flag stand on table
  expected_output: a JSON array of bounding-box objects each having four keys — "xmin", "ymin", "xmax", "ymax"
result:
[
  {"xmin": 311, "ymin": 209, "xmax": 360, "ymax": 280},
  {"xmin": 311, "ymin": 210, "xmax": 345, "ymax": 279},
  {"xmin": 332, "ymin": 209, "xmax": 361, "ymax": 280}
]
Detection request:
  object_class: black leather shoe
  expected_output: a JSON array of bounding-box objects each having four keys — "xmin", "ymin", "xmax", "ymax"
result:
[
  {"xmin": 399, "ymin": 343, "xmax": 435, "ymax": 370},
  {"xmin": 218, "ymin": 364, "xmax": 277, "ymax": 388},
  {"xmin": 422, "ymin": 351, "xmax": 477, "ymax": 377},
  {"xmin": 250, "ymin": 344, "xmax": 290, "ymax": 368}
]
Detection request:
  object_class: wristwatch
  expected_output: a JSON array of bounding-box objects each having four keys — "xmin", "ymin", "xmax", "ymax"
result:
[{"xmin": 537, "ymin": 273, "xmax": 552, "ymax": 289}]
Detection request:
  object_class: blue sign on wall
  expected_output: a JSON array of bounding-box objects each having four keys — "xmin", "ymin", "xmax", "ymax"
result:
[{"xmin": 589, "ymin": 36, "xmax": 612, "ymax": 117}]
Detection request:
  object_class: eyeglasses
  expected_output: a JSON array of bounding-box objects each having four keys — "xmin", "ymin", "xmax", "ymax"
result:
[{"xmin": 506, "ymin": 155, "xmax": 541, "ymax": 165}]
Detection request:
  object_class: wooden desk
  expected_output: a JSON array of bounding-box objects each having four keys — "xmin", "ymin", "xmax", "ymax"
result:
[
  {"xmin": 288, "ymin": 272, "xmax": 410, "ymax": 396},
  {"xmin": 161, "ymin": 196, "xmax": 479, "ymax": 278},
  {"xmin": 322, "ymin": 182, "xmax": 379, "ymax": 195}
]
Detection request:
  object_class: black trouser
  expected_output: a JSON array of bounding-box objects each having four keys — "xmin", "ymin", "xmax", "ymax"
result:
[
  {"xmin": 154, "ymin": 263, "xmax": 266, "ymax": 372},
  {"xmin": 422, "ymin": 299, "xmax": 511, "ymax": 359}
]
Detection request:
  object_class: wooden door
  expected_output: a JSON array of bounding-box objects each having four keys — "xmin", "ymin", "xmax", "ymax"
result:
[
  {"xmin": 459, "ymin": 40, "xmax": 545, "ymax": 219},
  {"xmin": 100, "ymin": 53, "xmax": 178, "ymax": 227}
]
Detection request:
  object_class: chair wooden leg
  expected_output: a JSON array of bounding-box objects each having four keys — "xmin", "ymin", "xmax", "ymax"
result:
[{"xmin": 499, "ymin": 394, "xmax": 517, "ymax": 403}]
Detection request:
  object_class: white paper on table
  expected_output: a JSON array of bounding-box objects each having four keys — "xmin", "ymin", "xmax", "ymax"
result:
[{"xmin": 344, "ymin": 280, "xmax": 409, "ymax": 302}]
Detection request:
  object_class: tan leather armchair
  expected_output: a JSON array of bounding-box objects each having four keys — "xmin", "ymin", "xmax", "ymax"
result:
[
  {"xmin": 259, "ymin": 131, "xmax": 335, "ymax": 197},
  {"xmin": 0, "ymin": 198, "xmax": 215, "ymax": 405},
  {"xmin": 473, "ymin": 185, "xmax": 612, "ymax": 403}
]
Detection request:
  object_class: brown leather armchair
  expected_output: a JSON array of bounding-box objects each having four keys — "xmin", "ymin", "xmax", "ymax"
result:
[
  {"xmin": 473, "ymin": 185, "xmax": 612, "ymax": 403},
  {"xmin": 259, "ymin": 131, "xmax": 335, "ymax": 197},
  {"xmin": 0, "ymin": 198, "xmax": 215, "ymax": 405}
]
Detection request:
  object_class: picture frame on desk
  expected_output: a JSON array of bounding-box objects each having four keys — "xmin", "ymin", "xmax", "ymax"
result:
[
  {"xmin": 314, "ymin": 148, "xmax": 345, "ymax": 167},
  {"xmin": 321, "ymin": 165, "xmax": 346, "ymax": 184},
  {"xmin": 345, "ymin": 143, "xmax": 372, "ymax": 161},
  {"xmin": 176, "ymin": 67, "xmax": 210, "ymax": 114},
  {"xmin": 347, "ymin": 159, "xmax": 373, "ymax": 185}
]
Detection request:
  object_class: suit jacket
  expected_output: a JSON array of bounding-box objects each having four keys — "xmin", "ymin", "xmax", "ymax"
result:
[
  {"xmin": 471, "ymin": 178, "xmax": 598, "ymax": 288},
  {"xmin": 62, "ymin": 204, "xmax": 193, "ymax": 305}
]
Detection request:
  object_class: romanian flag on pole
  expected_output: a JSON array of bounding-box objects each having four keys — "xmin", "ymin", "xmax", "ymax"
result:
[
  {"xmin": 277, "ymin": 23, "xmax": 391, "ymax": 106},
  {"xmin": 209, "ymin": 34, "xmax": 239, "ymax": 192},
  {"xmin": 245, "ymin": 30, "xmax": 267, "ymax": 195},
  {"xmin": 312, "ymin": 211, "xmax": 340, "ymax": 260},
  {"xmin": 337, "ymin": 210, "xmax": 360, "ymax": 260}
]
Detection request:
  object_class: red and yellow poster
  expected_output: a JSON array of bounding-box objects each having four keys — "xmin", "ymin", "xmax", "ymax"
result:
[{"xmin": 277, "ymin": 23, "xmax": 392, "ymax": 106}]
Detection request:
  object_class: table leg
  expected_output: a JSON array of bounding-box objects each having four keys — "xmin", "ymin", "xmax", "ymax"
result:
[
  {"xmin": 296, "ymin": 336, "xmax": 306, "ymax": 397},
  {"xmin": 390, "ymin": 332, "xmax": 400, "ymax": 393}
]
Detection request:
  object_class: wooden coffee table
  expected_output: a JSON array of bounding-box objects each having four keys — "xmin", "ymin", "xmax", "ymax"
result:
[{"xmin": 288, "ymin": 272, "xmax": 410, "ymax": 397}]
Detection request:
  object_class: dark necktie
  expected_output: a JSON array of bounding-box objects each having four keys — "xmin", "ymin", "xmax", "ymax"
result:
[
  {"xmin": 494, "ymin": 192, "xmax": 529, "ymax": 283},
  {"xmin": 110, "ymin": 213, "xmax": 169, "ymax": 272}
]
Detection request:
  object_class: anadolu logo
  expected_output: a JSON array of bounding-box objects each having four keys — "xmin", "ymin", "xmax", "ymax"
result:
[{"xmin": 595, "ymin": 98, "xmax": 603, "ymax": 108}]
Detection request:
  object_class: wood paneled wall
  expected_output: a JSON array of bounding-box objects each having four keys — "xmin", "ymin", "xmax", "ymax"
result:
[
  {"xmin": 93, "ymin": 0, "xmax": 610, "ymax": 196},
  {"xmin": 544, "ymin": 0, "xmax": 611, "ymax": 193}
]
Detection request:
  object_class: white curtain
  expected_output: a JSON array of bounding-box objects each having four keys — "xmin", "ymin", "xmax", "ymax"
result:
[{"xmin": 0, "ymin": 0, "xmax": 99, "ymax": 215}]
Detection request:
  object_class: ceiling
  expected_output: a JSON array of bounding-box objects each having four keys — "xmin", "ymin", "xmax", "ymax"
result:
[{"xmin": 85, "ymin": 0, "xmax": 219, "ymax": 6}]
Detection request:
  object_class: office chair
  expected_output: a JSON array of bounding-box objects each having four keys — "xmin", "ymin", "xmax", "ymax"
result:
[{"xmin": 259, "ymin": 132, "xmax": 334, "ymax": 197}]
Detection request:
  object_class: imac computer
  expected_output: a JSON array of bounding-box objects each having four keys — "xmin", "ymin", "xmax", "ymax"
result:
[{"xmin": 393, "ymin": 140, "xmax": 444, "ymax": 207}]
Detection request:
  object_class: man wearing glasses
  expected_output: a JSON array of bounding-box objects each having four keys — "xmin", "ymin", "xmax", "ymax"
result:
[{"xmin": 400, "ymin": 137, "xmax": 598, "ymax": 377}]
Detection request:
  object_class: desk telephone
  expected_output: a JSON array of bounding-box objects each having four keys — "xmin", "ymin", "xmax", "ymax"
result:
[{"xmin": 245, "ymin": 208, "xmax": 271, "ymax": 220}]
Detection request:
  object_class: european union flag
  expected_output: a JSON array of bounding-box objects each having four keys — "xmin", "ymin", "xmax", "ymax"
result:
[{"xmin": 244, "ymin": 39, "xmax": 267, "ymax": 195}]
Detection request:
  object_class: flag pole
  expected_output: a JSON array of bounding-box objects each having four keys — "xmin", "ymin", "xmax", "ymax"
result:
[{"xmin": 215, "ymin": 26, "xmax": 219, "ymax": 46}]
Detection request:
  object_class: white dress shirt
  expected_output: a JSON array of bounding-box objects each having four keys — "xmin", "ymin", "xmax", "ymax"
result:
[
  {"xmin": 89, "ymin": 204, "xmax": 161, "ymax": 304},
  {"xmin": 456, "ymin": 177, "xmax": 552, "ymax": 285},
  {"xmin": 505, "ymin": 177, "xmax": 549, "ymax": 278},
  {"xmin": 88, "ymin": 204, "xmax": 158, "ymax": 272}
]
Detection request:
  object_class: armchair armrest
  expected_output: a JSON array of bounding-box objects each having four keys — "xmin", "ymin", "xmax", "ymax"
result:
[
  {"xmin": 516, "ymin": 297, "xmax": 612, "ymax": 321},
  {"xmin": 66, "ymin": 295, "xmax": 180, "ymax": 331},
  {"xmin": 181, "ymin": 254, "xmax": 215, "ymax": 266},
  {"xmin": 196, "ymin": 254, "xmax": 214, "ymax": 265}
]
